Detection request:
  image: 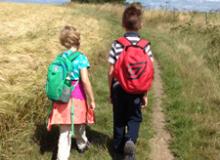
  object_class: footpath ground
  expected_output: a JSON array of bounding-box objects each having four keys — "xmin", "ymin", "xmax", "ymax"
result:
[{"xmin": 149, "ymin": 61, "xmax": 174, "ymax": 160}]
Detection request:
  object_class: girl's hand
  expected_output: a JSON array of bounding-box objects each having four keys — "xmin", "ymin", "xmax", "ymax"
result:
[
  {"xmin": 80, "ymin": 68, "xmax": 96, "ymax": 110},
  {"xmin": 90, "ymin": 101, "xmax": 96, "ymax": 109}
]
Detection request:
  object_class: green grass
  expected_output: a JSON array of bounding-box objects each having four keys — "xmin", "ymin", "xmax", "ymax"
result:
[{"xmin": 144, "ymin": 11, "xmax": 220, "ymax": 160}]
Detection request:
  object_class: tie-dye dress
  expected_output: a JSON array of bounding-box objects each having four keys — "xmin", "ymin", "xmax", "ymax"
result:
[{"xmin": 47, "ymin": 51, "xmax": 94, "ymax": 131}]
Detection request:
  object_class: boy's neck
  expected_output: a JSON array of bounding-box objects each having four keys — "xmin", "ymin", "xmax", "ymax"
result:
[
  {"xmin": 124, "ymin": 30, "xmax": 140, "ymax": 37},
  {"xmin": 126, "ymin": 30, "xmax": 139, "ymax": 33}
]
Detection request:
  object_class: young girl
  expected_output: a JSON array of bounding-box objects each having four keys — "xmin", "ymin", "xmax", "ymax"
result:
[
  {"xmin": 47, "ymin": 25, "xmax": 95, "ymax": 160},
  {"xmin": 108, "ymin": 3, "xmax": 154, "ymax": 160}
]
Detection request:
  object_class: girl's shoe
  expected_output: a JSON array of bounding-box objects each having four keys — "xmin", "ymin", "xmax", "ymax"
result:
[{"xmin": 77, "ymin": 141, "xmax": 91, "ymax": 154}]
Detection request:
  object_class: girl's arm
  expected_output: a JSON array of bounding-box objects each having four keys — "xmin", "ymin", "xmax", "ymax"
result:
[{"xmin": 80, "ymin": 68, "xmax": 95, "ymax": 109}]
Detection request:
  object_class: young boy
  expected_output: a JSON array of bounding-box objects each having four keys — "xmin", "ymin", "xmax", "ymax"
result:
[{"xmin": 108, "ymin": 3, "xmax": 154, "ymax": 160}]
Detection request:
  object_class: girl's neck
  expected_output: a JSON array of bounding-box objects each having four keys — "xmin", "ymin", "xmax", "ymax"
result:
[{"xmin": 70, "ymin": 47, "xmax": 78, "ymax": 52}]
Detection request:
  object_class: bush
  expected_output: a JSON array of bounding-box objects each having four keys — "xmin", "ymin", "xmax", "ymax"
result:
[{"xmin": 71, "ymin": 0, "xmax": 125, "ymax": 3}]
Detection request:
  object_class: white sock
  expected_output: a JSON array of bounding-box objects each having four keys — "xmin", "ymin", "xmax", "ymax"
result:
[{"xmin": 57, "ymin": 125, "xmax": 71, "ymax": 160}]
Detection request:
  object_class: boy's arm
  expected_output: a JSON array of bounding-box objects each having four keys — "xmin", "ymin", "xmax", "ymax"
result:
[
  {"xmin": 108, "ymin": 64, "xmax": 114, "ymax": 102},
  {"xmin": 145, "ymin": 44, "xmax": 154, "ymax": 62},
  {"xmin": 142, "ymin": 93, "xmax": 148, "ymax": 108},
  {"xmin": 80, "ymin": 68, "xmax": 95, "ymax": 109},
  {"xmin": 142, "ymin": 43, "xmax": 154, "ymax": 108}
]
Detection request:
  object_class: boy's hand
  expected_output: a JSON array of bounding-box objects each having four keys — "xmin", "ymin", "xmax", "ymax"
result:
[
  {"xmin": 141, "ymin": 95, "xmax": 148, "ymax": 108},
  {"xmin": 90, "ymin": 101, "xmax": 96, "ymax": 109},
  {"xmin": 109, "ymin": 95, "xmax": 112, "ymax": 104}
]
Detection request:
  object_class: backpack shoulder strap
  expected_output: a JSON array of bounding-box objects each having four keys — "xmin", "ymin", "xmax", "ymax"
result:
[
  {"xmin": 68, "ymin": 51, "xmax": 81, "ymax": 62},
  {"xmin": 116, "ymin": 37, "xmax": 131, "ymax": 47},
  {"xmin": 136, "ymin": 39, "xmax": 150, "ymax": 49},
  {"xmin": 61, "ymin": 51, "xmax": 81, "ymax": 72}
]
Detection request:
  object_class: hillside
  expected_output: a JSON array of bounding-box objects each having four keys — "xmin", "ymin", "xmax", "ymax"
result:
[{"xmin": 0, "ymin": 2, "xmax": 220, "ymax": 160}]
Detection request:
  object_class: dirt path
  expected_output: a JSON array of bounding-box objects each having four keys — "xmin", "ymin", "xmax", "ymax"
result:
[{"xmin": 149, "ymin": 61, "xmax": 174, "ymax": 160}]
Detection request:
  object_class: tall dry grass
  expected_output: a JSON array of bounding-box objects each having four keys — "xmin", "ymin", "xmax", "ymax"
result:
[
  {"xmin": 0, "ymin": 2, "xmax": 103, "ymax": 114},
  {"xmin": 0, "ymin": 2, "xmax": 110, "ymax": 159}
]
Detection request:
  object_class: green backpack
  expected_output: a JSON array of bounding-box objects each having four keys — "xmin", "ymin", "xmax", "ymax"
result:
[{"xmin": 46, "ymin": 50, "xmax": 81, "ymax": 103}]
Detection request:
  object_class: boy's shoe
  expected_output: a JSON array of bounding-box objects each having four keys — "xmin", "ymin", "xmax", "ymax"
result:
[
  {"xmin": 112, "ymin": 151, "xmax": 124, "ymax": 160},
  {"xmin": 123, "ymin": 140, "xmax": 135, "ymax": 160}
]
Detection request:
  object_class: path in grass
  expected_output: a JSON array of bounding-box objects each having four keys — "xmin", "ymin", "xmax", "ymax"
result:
[{"xmin": 149, "ymin": 61, "xmax": 174, "ymax": 160}]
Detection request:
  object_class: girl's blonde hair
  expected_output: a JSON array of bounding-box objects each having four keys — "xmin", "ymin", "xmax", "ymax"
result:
[{"xmin": 59, "ymin": 25, "xmax": 80, "ymax": 49}]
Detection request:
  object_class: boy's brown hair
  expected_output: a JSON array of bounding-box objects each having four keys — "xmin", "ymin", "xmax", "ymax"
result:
[
  {"xmin": 122, "ymin": 2, "xmax": 144, "ymax": 31},
  {"xmin": 59, "ymin": 25, "xmax": 80, "ymax": 49}
]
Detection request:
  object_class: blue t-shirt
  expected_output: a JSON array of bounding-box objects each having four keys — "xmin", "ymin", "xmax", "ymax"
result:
[{"xmin": 63, "ymin": 50, "xmax": 90, "ymax": 80}]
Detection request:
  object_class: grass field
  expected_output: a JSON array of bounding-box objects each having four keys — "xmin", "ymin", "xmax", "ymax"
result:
[
  {"xmin": 0, "ymin": 2, "xmax": 153, "ymax": 160},
  {"xmin": 144, "ymin": 10, "xmax": 220, "ymax": 160},
  {"xmin": 0, "ymin": 2, "xmax": 220, "ymax": 160}
]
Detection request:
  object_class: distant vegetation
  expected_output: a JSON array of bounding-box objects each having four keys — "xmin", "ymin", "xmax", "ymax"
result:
[{"xmin": 71, "ymin": 0, "xmax": 125, "ymax": 3}]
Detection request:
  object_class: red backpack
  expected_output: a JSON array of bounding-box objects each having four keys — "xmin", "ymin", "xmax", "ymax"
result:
[{"xmin": 114, "ymin": 37, "xmax": 154, "ymax": 94}]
